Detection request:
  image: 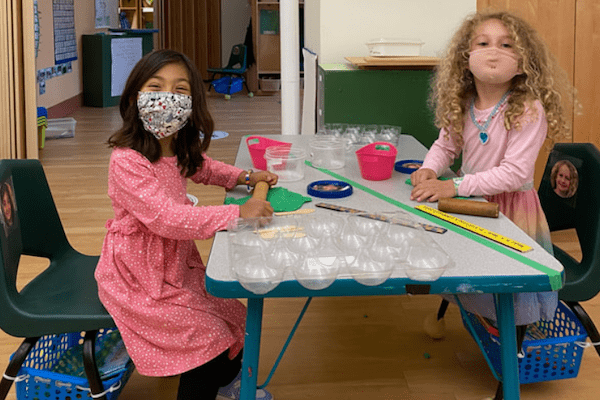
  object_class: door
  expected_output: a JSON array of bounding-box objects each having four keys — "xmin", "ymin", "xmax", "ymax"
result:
[{"xmin": 157, "ymin": 0, "xmax": 221, "ymax": 78}]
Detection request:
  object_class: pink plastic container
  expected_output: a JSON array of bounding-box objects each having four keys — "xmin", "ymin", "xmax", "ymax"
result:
[
  {"xmin": 356, "ymin": 142, "xmax": 398, "ymax": 181},
  {"xmin": 246, "ymin": 136, "xmax": 292, "ymax": 170}
]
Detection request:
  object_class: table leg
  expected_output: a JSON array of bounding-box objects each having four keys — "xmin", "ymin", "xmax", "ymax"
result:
[
  {"xmin": 495, "ymin": 293, "xmax": 520, "ymax": 400},
  {"xmin": 240, "ymin": 298, "xmax": 264, "ymax": 400}
]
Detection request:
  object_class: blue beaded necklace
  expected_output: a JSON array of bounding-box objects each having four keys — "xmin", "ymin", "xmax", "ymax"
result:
[{"xmin": 469, "ymin": 91, "xmax": 511, "ymax": 145}]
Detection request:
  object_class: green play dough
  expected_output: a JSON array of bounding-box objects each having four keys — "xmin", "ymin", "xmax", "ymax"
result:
[{"xmin": 224, "ymin": 187, "xmax": 312, "ymax": 212}]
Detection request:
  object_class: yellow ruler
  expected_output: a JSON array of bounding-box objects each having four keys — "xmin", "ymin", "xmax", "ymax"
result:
[{"xmin": 415, "ymin": 205, "xmax": 533, "ymax": 253}]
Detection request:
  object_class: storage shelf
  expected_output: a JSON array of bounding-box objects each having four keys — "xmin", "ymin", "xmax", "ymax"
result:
[
  {"xmin": 250, "ymin": 0, "xmax": 304, "ymax": 94},
  {"xmin": 119, "ymin": 0, "xmax": 154, "ymax": 29}
]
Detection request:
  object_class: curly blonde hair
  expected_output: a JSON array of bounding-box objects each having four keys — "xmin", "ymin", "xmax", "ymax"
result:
[{"xmin": 430, "ymin": 10, "xmax": 573, "ymax": 147}]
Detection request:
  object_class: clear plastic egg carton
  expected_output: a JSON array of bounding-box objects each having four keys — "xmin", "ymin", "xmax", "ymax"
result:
[
  {"xmin": 316, "ymin": 123, "xmax": 402, "ymax": 152},
  {"xmin": 226, "ymin": 210, "xmax": 454, "ymax": 294}
]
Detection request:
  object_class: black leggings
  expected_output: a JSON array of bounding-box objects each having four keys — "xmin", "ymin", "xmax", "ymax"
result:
[{"xmin": 177, "ymin": 350, "xmax": 243, "ymax": 400}]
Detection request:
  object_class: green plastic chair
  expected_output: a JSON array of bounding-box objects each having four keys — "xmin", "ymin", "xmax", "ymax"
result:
[
  {"xmin": 0, "ymin": 159, "xmax": 115, "ymax": 400},
  {"xmin": 538, "ymin": 142, "xmax": 600, "ymax": 357},
  {"xmin": 207, "ymin": 44, "xmax": 253, "ymax": 99}
]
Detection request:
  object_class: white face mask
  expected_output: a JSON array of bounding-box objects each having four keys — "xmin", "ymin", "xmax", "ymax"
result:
[
  {"xmin": 137, "ymin": 91, "xmax": 193, "ymax": 139},
  {"xmin": 468, "ymin": 48, "xmax": 522, "ymax": 85}
]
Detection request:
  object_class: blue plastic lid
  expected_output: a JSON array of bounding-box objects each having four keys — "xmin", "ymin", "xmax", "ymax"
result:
[
  {"xmin": 307, "ymin": 180, "xmax": 353, "ymax": 198},
  {"xmin": 395, "ymin": 159, "xmax": 423, "ymax": 174}
]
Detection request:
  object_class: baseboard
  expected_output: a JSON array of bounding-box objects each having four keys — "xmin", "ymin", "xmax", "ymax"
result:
[{"xmin": 47, "ymin": 93, "xmax": 83, "ymax": 119}]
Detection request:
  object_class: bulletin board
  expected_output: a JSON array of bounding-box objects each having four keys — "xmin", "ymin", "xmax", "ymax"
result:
[{"xmin": 53, "ymin": 0, "xmax": 78, "ymax": 64}]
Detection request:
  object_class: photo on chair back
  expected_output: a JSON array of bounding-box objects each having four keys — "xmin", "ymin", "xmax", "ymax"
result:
[
  {"xmin": 539, "ymin": 150, "xmax": 582, "ymax": 230},
  {"xmin": 0, "ymin": 176, "xmax": 17, "ymax": 238}
]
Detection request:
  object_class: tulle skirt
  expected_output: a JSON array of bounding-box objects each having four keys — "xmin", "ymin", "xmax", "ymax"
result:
[{"xmin": 444, "ymin": 189, "xmax": 558, "ymax": 326}]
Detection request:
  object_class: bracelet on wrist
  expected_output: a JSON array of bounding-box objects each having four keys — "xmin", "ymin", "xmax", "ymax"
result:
[
  {"xmin": 245, "ymin": 169, "xmax": 253, "ymax": 192},
  {"xmin": 452, "ymin": 177, "xmax": 464, "ymax": 197}
]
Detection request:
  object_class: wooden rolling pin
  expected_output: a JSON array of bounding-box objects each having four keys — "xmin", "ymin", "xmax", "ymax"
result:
[
  {"xmin": 252, "ymin": 181, "xmax": 270, "ymax": 200},
  {"xmin": 438, "ymin": 197, "xmax": 499, "ymax": 218}
]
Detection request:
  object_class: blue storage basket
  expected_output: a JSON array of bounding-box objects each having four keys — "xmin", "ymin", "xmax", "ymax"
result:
[
  {"xmin": 460, "ymin": 301, "xmax": 587, "ymax": 384},
  {"xmin": 13, "ymin": 330, "xmax": 134, "ymax": 400},
  {"xmin": 212, "ymin": 77, "xmax": 243, "ymax": 95}
]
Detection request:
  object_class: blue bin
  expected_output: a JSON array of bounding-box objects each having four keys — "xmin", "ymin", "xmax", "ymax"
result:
[
  {"xmin": 212, "ymin": 77, "xmax": 243, "ymax": 95},
  {"xmin": 13, "ymin": 330, "xmax": 134, "ymax": 400},
  {"xmin": 460, "ymin": 301, "xmax": 587, "ymax": 384}
]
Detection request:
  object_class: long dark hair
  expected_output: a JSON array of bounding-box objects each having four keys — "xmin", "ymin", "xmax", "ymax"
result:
[{"xmin": 107, "ymin": 49, "xmax": 214, "ymax": 177}]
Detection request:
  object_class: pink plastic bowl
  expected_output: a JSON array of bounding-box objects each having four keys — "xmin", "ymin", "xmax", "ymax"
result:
[
  {"xmin": 356, "ymin": 142, "xmax": 398, "ymax": 181},
  {"xmin": 246, "ymin": 136, "xmax": 292, "ymax": 170}
]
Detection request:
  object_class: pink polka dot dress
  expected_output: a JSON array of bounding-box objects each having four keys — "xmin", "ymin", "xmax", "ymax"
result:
[{"xmin": 95, "ymin": 147, "xmax": 247, "ymax": 377}]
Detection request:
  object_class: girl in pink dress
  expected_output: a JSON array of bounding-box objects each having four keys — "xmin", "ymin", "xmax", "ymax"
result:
[
  {"xmin": 95, "ymin": 49, "xmax": 277, "ymax": 400},
  {"xmin": 410, "ymin": 12, "xmax": 575, "ymax": 328}
]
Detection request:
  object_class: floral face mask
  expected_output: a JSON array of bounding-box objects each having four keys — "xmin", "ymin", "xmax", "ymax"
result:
[{"xmin": 137, "ymin": 91, "xmax": 193, "ymax": 139}]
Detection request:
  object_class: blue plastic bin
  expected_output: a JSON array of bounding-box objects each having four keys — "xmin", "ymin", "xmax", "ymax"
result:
[
  {"xmin": 212, "ymin": 76, "xmax": 243, "ymax": 95},
  {"xmin": 13, "ymin": 330, "xmax": 134, "ymax": 400},
  {"xmin": 460, "ymin": 301, "xmax": 587, "ymax": 384}
]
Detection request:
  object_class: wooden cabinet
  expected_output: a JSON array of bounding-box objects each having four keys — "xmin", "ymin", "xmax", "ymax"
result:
[
  {"xmin": 119, "ymin": 0, "xmax": 154, "ymax": 30},
  {"xmin": 249, "ymin": 0, "xmax": 304, "ymax": 94}
]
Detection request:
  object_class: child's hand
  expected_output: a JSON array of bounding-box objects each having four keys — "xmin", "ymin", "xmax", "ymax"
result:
[
  {"xmin": 410, "ymin": 167, "xmax": 437, "ymax": 186},
  {"xmin": 410, "ymin": 179, "xmax": 456, "ymax": 202},
  {"xmin": 239, "ymin": 197, "xmax": 274, "ymax": 218},
  {"xmin": 249, "ymin": 171, "xmax": 278, "ymax": 187}
]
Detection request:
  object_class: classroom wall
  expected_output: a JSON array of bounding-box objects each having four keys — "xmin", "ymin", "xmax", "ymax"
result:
[
  {"xmin": 36, "ymin": 0, "xmax": 106, "ymax": 110},
  {"xmin": 221, "ymin": 0, "xmax": 251, "ymax": 67},
  {"xmin": 304, "ymin": 0, "xmax": 477, "ymax": 63},
  {"xmin": 35, "ymin": 0, "xmax": 477, "ymax": 111}
]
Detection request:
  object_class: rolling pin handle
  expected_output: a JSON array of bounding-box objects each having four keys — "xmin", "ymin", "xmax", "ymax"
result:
[{"xmin": 252, "ymin": 181, "xmax": 270, "ymax": 200}]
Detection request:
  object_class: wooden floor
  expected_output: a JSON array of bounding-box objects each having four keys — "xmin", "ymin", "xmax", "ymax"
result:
[{"xmin": 2, "ymin": 91, "xmax": 599, "ymax": 400}]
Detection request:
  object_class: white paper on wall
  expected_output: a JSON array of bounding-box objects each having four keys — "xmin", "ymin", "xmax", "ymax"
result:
[
  {"xmin": 111, "ymin": 37, "xmax": 143, "ymax": 97},
  {"xmin": 95, "ymin": 0, "xmax": 119, "ymax": 29}
]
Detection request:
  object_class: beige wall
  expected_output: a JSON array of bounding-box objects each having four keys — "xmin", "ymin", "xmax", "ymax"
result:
[
  {"xmin": 36, "ymin": 0, "xmax": 105, "ymax": 109},
  {"xmin": 304, "ymin": 0, "xmax": 476, "ymax": 64}
]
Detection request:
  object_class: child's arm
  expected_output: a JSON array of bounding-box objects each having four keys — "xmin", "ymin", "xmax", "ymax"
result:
[
  {"xmin": 109, "ymin": 150, "xmax": 240, "ymax": 240},
  {"xmin": 190, "ymin": 155, "xmax": 278, "ymax": 189},
  {"xmin": 410, "ymin": 167, "xmax": 437, "ymax": 186},
  {"xmin": 419, "ymin": 128, "xmax": 462, "ymax": 177},
  {"xmin": 410, "ymin": 128, "xmax": 461, "ymax": 201},
  {"xmin": 234, "ymin": 170, "xmax": 279, "ymax": 189},
  {"xmin": 239, "ymin": 182, "xmax": 274, "ymax": 218},
  {"xmin": 410, "ymin": 177, "xmax": 456, "ymax": 202}
]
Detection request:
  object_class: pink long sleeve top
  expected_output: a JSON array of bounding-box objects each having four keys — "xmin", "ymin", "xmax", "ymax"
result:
[
  {"xmin": 424, "ymin": 100, "xmax": 559, "ymax": 325},
  {"xmin": 95, "ymin": 147, "xmax": 247, "ymax": 376},
  {"xmin": 421, "ymin": 100, "xmax": 547, "ymax": 197}
]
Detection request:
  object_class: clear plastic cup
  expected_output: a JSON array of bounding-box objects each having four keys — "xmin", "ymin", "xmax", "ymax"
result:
[
  {"xmin": 227, "ymin": 217, "xmax": 282, "ymax": 294},
  {"xmin": 293, "ymin": 255, "xmax": 345, "ymax": 290},
  {"xmin": 324, "ymin": 123, "xmax": 347, "ymax": 137},
  {"xmin": 349, "ymin": 249, "xmax": 394, "ymax": 286},
  {"xmin": 232, "ymin": 253, "xmax": 284, "ymax": 295},
  {"xmin": 334, "ymin": 225, "xmax": 368, "ymax": 255},
  {"xmin": 265, "ymin": 146, "xmax": 306, "ymax": 182},
  {"xmin": 405, "ymin": 243, "xmax": 453, "ymax": 281},
  {"xmin": 309, "ymin": 137, "xmax": 346, "ymax": 169},
  {"xmin": 346, "ymin": 214, "xmax": 389, "ymax": 238},
  {"xmin": 302, "ymin": 214, "xmax": 346, "ymax": 238},
  {"xmin": 378, "ymin": 125, "xmax": 401, "ymax": 146}
]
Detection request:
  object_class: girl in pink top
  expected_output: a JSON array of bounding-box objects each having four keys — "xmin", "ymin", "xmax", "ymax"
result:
[
  {"xmin": 410, "ymin": 12, "xmax": 575, "ymax": 328},
  {"xmin": 95, "ymin": 50, "xmax": 277, "ymax": 400}
]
